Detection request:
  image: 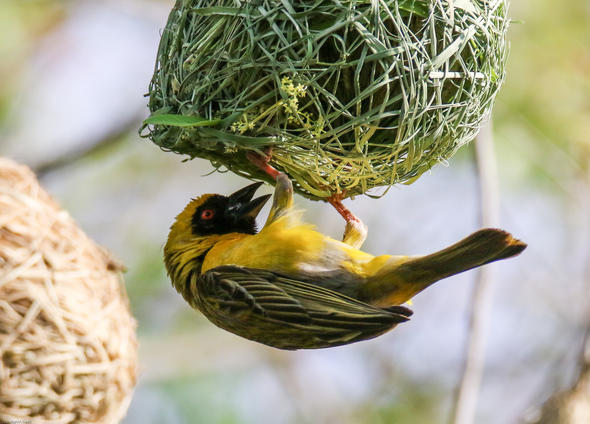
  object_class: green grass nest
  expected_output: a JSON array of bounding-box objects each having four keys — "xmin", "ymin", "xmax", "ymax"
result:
[{"xmin": 143, "ymin": 0, "xmax": 509, "ymax": 200}]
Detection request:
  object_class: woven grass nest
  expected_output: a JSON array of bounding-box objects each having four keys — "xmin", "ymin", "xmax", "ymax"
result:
[
  {"xmin": 144, "ymin": 0, "xmax": 509, "ymax": 200},
  {"xmin": 0, "ymin": 158, "xmax": 137, "ymax": 423}
]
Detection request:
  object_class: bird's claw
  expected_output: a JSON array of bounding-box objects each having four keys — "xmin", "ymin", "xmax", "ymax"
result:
[
  {"xmin": 327, "ymin": 193, "xmax": 368, "ymax": 249},
  {"xmin": 343, "ymin": 217, "xmax": 368, "ymax": 249},
  {"xmin": 246, "ymin": 149, "xmax": 295, "ymax": 227},
  {"xmin": 263, "ymin": 172, "xmax": 293, "ymax": 227},
  {"xmin": 271, "ymin": 172, "xmax": 293, "ymax": 210}
]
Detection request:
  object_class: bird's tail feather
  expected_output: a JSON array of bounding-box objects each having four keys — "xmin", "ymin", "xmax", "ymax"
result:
[
  {"xmin": 400, "ymin": 228, "xmax": 527, "ymax": 282},
  {"xmin": 362, "ymin": 228, "xmax": 527, "ymax": 307}
]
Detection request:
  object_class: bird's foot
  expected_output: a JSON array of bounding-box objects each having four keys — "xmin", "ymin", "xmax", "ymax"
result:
[
  {"xmin": 327, "ymin": 193, "xmax": 367, "ymax": 249},
  {"xmin": 266, "ymin": 172, "xmax": 293, "ymax": 224},
  {"xmin": 247, "ymin": 149, "xmax": 294, "ymax": 226}
]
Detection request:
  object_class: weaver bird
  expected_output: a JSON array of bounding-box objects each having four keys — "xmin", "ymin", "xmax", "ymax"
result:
[{"xmin": 164, "ymin": 174, "xmax": 526, "ymax": 350}]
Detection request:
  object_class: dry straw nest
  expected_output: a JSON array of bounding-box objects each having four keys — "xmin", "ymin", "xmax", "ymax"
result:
[
  {"xmin": 143, "ymin": 0, "xmax": 509, "ymax": 200},
  {"xmin": 0, "ymin": 158, "xmax": 137, "ymax": 423}
]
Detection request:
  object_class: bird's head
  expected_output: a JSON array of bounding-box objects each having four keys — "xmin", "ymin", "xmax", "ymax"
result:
[{"xmin": 166, "ymin": 182, "xmax": 271, "ymax": 246}]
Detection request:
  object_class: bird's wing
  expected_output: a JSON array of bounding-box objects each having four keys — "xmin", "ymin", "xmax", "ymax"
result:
[{"xmin": 196, "ymin": 265, "xmax": 413, "ymax": 349}]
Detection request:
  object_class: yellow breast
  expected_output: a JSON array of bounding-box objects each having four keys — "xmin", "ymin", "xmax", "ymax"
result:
[{"xmin": 201, "ymin": 216, "xmax": 327, "ymax": 274}]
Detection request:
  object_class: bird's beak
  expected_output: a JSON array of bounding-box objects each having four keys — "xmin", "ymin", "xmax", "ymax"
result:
[{"xmin": 227, "ymin": 182, "xmax": 271, "ymax": 220}]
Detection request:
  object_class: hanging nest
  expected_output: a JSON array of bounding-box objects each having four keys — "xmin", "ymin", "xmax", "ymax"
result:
[
  {"xmin": 143, "ymin": 0, "xmax": 509, "ymax": 200},
  {"xmin": 0, "ymin": 158, "xmax": 137, "ymax": 424}
]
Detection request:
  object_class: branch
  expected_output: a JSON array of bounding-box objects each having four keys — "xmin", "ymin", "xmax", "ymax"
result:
[
  {"xmin": 524, "ymin": 159, "xmax": 590, "ymax": 424},
  {"xmin": 451, "ymin": 120, "xmax": 499, "ymax": 424},
  {"xmin": 32, "ymin": 112, "xmax": 144, "ymax": 178}
]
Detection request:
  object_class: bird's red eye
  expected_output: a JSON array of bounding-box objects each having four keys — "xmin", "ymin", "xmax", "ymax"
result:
[{"xmin": 200, "ymin": 209, "xmax": 215, "ymax": 220}]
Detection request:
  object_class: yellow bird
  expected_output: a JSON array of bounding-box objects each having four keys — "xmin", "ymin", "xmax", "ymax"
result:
[{"xmin": 164, "ymin": 174, "xmax": 526, "ymax": 350}]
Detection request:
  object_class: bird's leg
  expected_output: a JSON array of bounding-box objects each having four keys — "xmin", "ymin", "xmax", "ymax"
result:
[
  {"xmin": 246, "ymin": 150, "xmax": 293, "ymax": 226},
  {"xmin": 246, "ymin": 149, "xmax": 281, "ymax": 180},
  {"xmin": 328, "ymin": 193, "xmax": 368, "ymax": 249},
  {"xmin": 247, "ymin": 149, "xmax": 367, "ymax": 246}
]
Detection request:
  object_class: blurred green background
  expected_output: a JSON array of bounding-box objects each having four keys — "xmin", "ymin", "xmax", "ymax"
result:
[{"xmin": 1, "ymin": 1, "xmax": 588, "ymax": 423}]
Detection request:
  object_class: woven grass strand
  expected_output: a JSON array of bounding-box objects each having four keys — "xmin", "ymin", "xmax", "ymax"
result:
[
  {"xmin": 0, "ymin": 158, "xmax": 137, "ymax": 424},
  {"xmin": 144, "ymin": 0, "xmax": 509, "ymax": 200}
]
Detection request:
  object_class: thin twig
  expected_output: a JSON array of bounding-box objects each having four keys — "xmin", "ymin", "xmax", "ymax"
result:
[
  {"xmin": 33, "ymin": 112, "xmax": 144, "ymax": 178},
  {"xmin": 522, "ymin": 156, "xmax": 590, "ymax": 424},
  {"xmin": 451, "ymin": 120, "xmax": 499, "ymax": 424},
  {"xmin": 574, "ymin": 162, "xmax": 590, "ymax": 374}
]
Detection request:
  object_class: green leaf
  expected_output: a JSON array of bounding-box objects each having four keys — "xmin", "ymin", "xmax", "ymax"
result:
[{"xmin": 143, "ymin": 114, "xmax": 222, "ymax": 128}]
